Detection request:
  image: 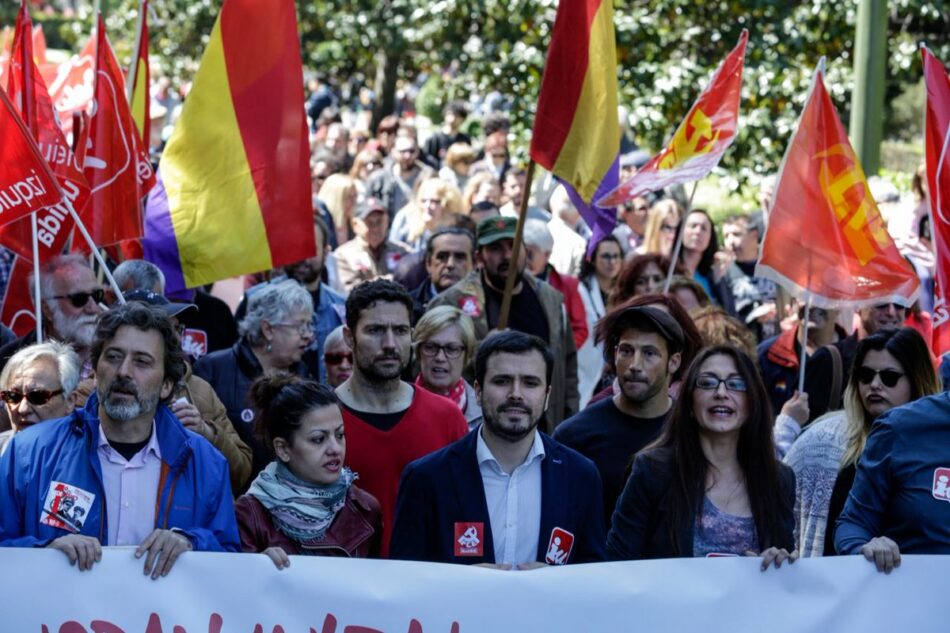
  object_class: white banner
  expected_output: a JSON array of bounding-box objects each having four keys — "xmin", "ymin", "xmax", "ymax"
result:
[{"xmin": 2, "ymin": 549, "xmax": 945, "ymax": 632}]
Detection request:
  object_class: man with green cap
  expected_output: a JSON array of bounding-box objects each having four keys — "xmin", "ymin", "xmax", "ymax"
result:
[{"xmin": 429, "ymin": 216, "xmax": 579, "ymax": 429}]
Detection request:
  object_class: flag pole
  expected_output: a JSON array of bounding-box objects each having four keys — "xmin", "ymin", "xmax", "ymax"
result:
[
  {"xmin": 30, "ymin": 213, "xmax": 43, "ymax": 343},
  {"xmin": 64, "ymin": 199, "xmax": 126, "ymax": 304},
  {"xmin": 497, "ymin": 160, "xmax": 537, "ymax": 331},
  {"xmin": 125, "ymin": 0, "xmax": 146, "ymax": 103},
  {"xmin": 663, "ymin": 179, "xmax": 700, "ymax": 293},
  {"xmin": 798, "ymin": 296, "xmax": 812, "ymax": 393}
]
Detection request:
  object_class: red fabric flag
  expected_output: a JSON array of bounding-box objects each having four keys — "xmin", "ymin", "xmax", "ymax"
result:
[
  {"xmin": 755, "ymin": 65, "xmax": 918, "ymax": 308},
  {"xmin": 922, "ymin": 47, "xmax": 950, "ymax": 355},
  {"xmin": 0, "ymin": 87, "xmax": 62, "ymax": 228},
  {"xmin": 78, "ymin": 16, "xmax": 155, "ymax": 248},
  {"xmin": 597, "ymin": 30, "xmax": 747, "ymax": 207},
  {"xmin": 0, "ymin": 2, "xmax": 90, "ymax": 262},
  {"xmin": 0, "ymin": 255, "xmax": 36, "ymax": 337},
  {"xmin": 31, "ymin": 23, "xmax": 46, "ymax": 65},
  {"xmin": 47, "ymin": 35, "xmax": 95, "ymax": 138}
]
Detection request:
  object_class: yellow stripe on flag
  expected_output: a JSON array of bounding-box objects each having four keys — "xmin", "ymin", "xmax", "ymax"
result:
[
  {"xmin": 550, "ymin": 0, "xmax": 620, "ymax": 203},
  {"xmin": 130, "ymin": 57, "xmax": 147, "ymax": 140},
  {"xmin": 160, "ymin": 23, "xmax": 271, "ymax": 288}
]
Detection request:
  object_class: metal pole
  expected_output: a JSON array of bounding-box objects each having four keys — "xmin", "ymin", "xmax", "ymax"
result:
[
  {"xmin": 849, "ymin": 0, "xmax": 888, "ymax": 174},
  {"xmin": 663, "ymin": 180, "xmax": 699, "ymax": 293}
]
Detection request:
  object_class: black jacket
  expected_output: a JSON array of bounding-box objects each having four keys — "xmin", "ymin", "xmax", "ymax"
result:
[{"xmin": 607, "ymin": 448, "xmax": 796, "ymax": 560}]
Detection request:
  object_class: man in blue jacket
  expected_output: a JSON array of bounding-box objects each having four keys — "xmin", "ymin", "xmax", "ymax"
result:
[
  {"xmin": 390, "ymin": 331, "xmax": 605, "ymax": 567},
  {"xmin": 0, "ymin": 302, "xmax": 239, "ymax": 578}
]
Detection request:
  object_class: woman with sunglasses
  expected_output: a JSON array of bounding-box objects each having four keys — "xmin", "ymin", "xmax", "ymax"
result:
[
  {"xmin": 608, "ymin": 345, "xmax": 796, "ymax": 568},
  {"xmin": 194, "ymin": 280, "xmax": 317, "ymax": 489},
  {"xmin": 0, "ymin": 341, "xmax": 81, "ymax": 455},
  {"xmin": 323, "ymin": 326, "xmax": 353, "ymax": 389},
  {"xmin": 410, "ymin": 306, "xmax": 481, "ymax": 431},
  {"xmin": 784, "ymin": 327, "xmax": 939, "ymax": 558},
  {"xmin": 236, "ymin": 374, "xmax": 381, "ymax": 567}
]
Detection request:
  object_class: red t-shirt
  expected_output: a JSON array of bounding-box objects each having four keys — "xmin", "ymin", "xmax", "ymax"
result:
[{"xmin": 342, "ymin": 387, "xmax": 469, "ymax": 557}]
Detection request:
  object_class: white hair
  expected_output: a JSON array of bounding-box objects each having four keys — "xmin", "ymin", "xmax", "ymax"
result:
[
  {"xmin": 238, "ymin": 280, "xmax": 313, "ymax": 346},
  {"xmin": 0, "ymin": 340, "xmax": 81, "ymax": 396},
  {"xmin": 522, "ymin": 219, "xmax": 554, "ymax": 253}
]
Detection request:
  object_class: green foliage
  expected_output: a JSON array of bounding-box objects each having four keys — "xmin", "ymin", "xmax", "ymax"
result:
[{"xmin": 14, "ymin": 0, "xmax": 948, "ymax": 193}]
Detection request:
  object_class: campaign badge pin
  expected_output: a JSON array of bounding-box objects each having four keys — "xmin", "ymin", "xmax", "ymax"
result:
[
  {"xmin": 181, "ymin": 328, "xmax": 208, "ymax": 358},
  {"xmin": 545, "ymin": 527, "xmax": 575, "ymax": 565},
  {"xmin": 41, "ymin": 481, "xmax": 95, "ymax": 533},
  {"xmin": 241, "ymin": 408, "xmax": 255, "ymax": 423},
  {"xmin": 932, "ymin": 467, "xmax": 950, "ymax": 502},
  {"xmin": 454, "ymin": 522, "xmax": 484, "ymax": 557},
  {"xmin": 458, "ymin": 295, "xmax": 481, "ymax": 318}
]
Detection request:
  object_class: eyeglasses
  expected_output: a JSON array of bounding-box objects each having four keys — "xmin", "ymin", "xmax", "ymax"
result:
[
  {"xmin": 696, "ymin": 375, "xmax": 748, "ymax": 392},
  {"xmin": 324, "ymin": 352, "xmax": 353, "ymax": 366},
  {"xmin": 857, "ymin": 367, "xmax": 904, "ymax": 388},
  {"xmin": 50, "ymin": 289, "xmax": 104, "ymax": 308},
  {"xmin": 598, "ymin": 253, "xmax": 622, "ymax": 261},
  {"xmin": 271, "ymin": 321, "xmax": 314, "ymax": 337},
  {"xmin": 419, "ymin": 342, "xmax": 465, "ymax": 359},
  {"xmin": 872, "ymin": 303, "xmax": 907, "ymax": 313},
  {"xmin": 1, "ymin": 388, "xmax": 64, "ymax": 406},
  {"xmin": 660, "ymin": 224, "xmax": 679, "ymax": 233}
]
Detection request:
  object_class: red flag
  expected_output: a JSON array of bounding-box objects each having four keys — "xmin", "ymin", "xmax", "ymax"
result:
[
  {"xmin": 597, "ymin": 30, "xmax": 747, "ymax": 207},
  {"xmin": 755, "ymin": 65, "xmax": 918, "ymax": 308},
  {"xmin": 0, "ymin": 2, "xmax": 90, "ymax": 262},
  {"xmin": 47, "ymin": 35, "xmax": 95, "ymax": 138},
  {"xmin": 0, "ymin": 26, "xmax": 11, "ymax": 82},
  {"xmin": 922, "ymin": 47, "xmax": 950, "ymax": 355},
  {"xmin": 0, "ymin": 255, "xmax": 36, "ymax": 337},
  {"xmin": 31, "ymin": 23, "xmax": 46, "ymax": 65},
  {"xmin": 0, "ymin": 87, "xmax": 63, "ymax": 227},
  {"xmin": 78, "ymin": 15, "xmax": 155, "ymax": 248}
]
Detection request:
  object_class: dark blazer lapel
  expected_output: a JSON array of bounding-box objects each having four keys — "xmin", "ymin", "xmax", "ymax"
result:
[
  {"xmin": 536, "ymin": 434, "xmax": 567, "ymax": 562},
  {"xmin": 448, "ymin": 430, "xmax": 495, "ymax": 563}
]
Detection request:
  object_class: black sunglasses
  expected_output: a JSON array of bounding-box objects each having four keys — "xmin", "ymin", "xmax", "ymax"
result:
[
  {"xmin": 0, "ymin": 388, "xmax": 64, "ymax": 406},
  {"xmin": 857, "ymin": 367, "xmax": 904, "ymax": 388},
  {"xmin": 50, "ymin": 289, "xmax": 105, "ymax": 308}
]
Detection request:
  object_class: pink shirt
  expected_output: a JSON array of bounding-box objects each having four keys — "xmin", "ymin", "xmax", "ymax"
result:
[{"xmin": 96, "ymin": 422, "xmax": 162, "ymax": 546}]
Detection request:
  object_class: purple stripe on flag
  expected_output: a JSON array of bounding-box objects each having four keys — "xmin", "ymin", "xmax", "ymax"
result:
[
  {"xmin": 563, "ymin": 154, "xmax": 621, "ymax": 257},
  {"xmin": 141, "ymin": 171, "xmax": 188, "ymax": 296}
]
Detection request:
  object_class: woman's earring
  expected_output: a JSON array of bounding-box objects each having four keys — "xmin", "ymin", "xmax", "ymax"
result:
[{"xmin": 266, "ymin": 342, "xmax": 273, "ymax": 353}]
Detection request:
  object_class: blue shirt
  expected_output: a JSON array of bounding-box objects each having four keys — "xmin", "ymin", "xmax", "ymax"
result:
[{"xmin": 835, "ymin": 392, "xmax": 950, "ymax": 555}]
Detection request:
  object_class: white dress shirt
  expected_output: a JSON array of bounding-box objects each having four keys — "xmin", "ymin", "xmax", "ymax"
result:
[
  {"xmin": 476, "ymin": 428, "xmax": 545, "ymax": 565},
  {"xmin": 97, "ymin": 422, "xmax": 162, "ymax": 546}
]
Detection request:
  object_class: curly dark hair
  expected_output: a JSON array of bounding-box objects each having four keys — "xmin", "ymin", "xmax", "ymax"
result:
[
  {"xmin": 91, "ymin": 302, "xmax": 186, "ymax": 402},
  {"xmin": 344, "ymin": 279, "xmax": 414, "ymax": 333}
]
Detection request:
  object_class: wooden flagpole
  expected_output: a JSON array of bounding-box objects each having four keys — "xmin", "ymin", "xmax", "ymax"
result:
[
  {"xmin": 497, "ymin": 161, "xmax": 536, "ymax": 331},
  {"xmin": 663, "ymin": 180, "xmax": 700, "ymax": 293}
]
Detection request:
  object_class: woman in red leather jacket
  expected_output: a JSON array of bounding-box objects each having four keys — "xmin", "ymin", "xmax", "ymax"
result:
[{"xmin": 235, "ymin": 374, "xmax": 381, "ymax": 567}]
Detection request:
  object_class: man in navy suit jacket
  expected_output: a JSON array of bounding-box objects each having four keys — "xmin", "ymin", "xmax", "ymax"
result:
[{"xmin": 391, "ymin": 331, "xmax": 605, "ymax": 567}]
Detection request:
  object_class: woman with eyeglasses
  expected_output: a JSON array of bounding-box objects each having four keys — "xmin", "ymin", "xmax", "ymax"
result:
[
  {"xmin": 236, "ymin": 374, "xmax": 381, "ymax": 567},
  {"xmin": 0, "ymin": 341, "xmax": 80, "ymax": 455},
  {"xmin": 194, "ymin": 280, "xmax": 317, "ymax": 489},
  {"xmin": 608, "ymin": 345, "xmax": 796, "ymax": 568},
  {"xmin": 323, "ymin": 326, "xmax": 353, "ymax": 389},
  {"xmin": 783, "ymin": 327, "xmax": 939, "ymax": 558},
  {"xmin": 636, "ymin": 198, "xmax": 681, "ymax": 257},
  {"xmin": 576, "ymin": 236, "xmax": 624, "ymax": 407},
  {"xmin": 411, "ymin": 306, "xmax": 481, "ymax": 431}
]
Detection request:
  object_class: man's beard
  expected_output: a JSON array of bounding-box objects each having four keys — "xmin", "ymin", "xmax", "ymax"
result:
[
  {"xmin": 619, "ymin": 375, "xmax": 665, "ymax": 405},
  {"xmin": 482, "ymin": 405, "xmax": 540, "ymax": 442},
  {"xmin": 99, "ymin": 377, "xmax": 161, "ymax": 422},
  {"xmin": 51, "ymin": 308, "xmax": 97, "ymax": 348},
  {"xmin": 286, "ymin": 260, "xmax": 321, "ymax": 285},
  {"xmin": 356, "ymin": 352, "xmax": 408, "ymax": 383}
]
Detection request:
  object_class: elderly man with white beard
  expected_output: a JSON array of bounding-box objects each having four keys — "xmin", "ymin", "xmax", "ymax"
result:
[{"xmin": 0, "ymin": 255, "xmax": 105, "ymax": 379}]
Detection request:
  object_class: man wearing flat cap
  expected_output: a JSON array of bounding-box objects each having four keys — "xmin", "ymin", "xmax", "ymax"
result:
[
  {"xmin": 430, "ymin": 216, "xmax": 578, "ymax": 429},
  {"xmin": 333, "ymin": 197, "xmax": 409, "ymax": 293},
  {"xmin": 555, "ymin": 304, "xmax": 688, "ymax": 523}
]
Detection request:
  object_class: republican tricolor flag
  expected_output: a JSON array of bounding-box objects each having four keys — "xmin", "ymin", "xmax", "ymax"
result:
[
  {"xmin": 756, "ymin": 62, "xmax": 918, "ymax": 308},
  {"xmin": 142, "ymin": 0, "xmax": 314, "ymax": 294},
  {"xmin": 922, "ymin": 47, "xmax": 950, "ymax": 355},
  {"xmin": 127, "ymin": 0, "xmax": 150, "ymax": 147},
  {"xmin": 529, "ymin": 0, "xmax": 620, "ymax": 205}
]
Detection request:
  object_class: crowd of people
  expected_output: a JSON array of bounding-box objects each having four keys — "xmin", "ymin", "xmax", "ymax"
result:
[{"xmin": 0, "ymin": 95, "xmax": 946, "ymax": 580}]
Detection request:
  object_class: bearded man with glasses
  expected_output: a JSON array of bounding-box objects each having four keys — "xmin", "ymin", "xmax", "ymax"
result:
[
  {"xmin": 0, "ymin": 255, "xmax": 106, "ymax": 377},
  {"xmin": 0, "ymin": 340, "xmax": 81, "ymax": 455}
]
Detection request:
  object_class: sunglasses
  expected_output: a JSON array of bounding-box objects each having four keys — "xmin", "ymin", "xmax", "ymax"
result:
[
  {"xmin": 858, "ymin": 367, "xmax": 904, "ymax": 388},
  {"xmin": 50, "ymin": 289, "xmax": 104, "ymax": 308},
  {"xmin": 1, "ymin": 388, "xmax": 64, "ymax": 406},
  {"xmin": 696, "ymin": 375, "xmax": 748, "ymax": 392},
  {"xmin": 324, "ymin": 352, "xmax": 353, "ymax": 366}
]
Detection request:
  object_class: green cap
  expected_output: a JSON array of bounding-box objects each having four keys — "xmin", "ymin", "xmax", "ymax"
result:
[{"xmin": 476, "ymin": 216, "xmax": 517, "ymax": 246}]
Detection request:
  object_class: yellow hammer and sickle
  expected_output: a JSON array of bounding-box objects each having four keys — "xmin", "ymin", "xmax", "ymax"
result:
[
  {"xmin": 658, "ymin": 108, "xmax": 721, "ymax": 170},
  {"xmin": 814, "ymin": 144, "xmax": 891, "ymax": 266}
]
